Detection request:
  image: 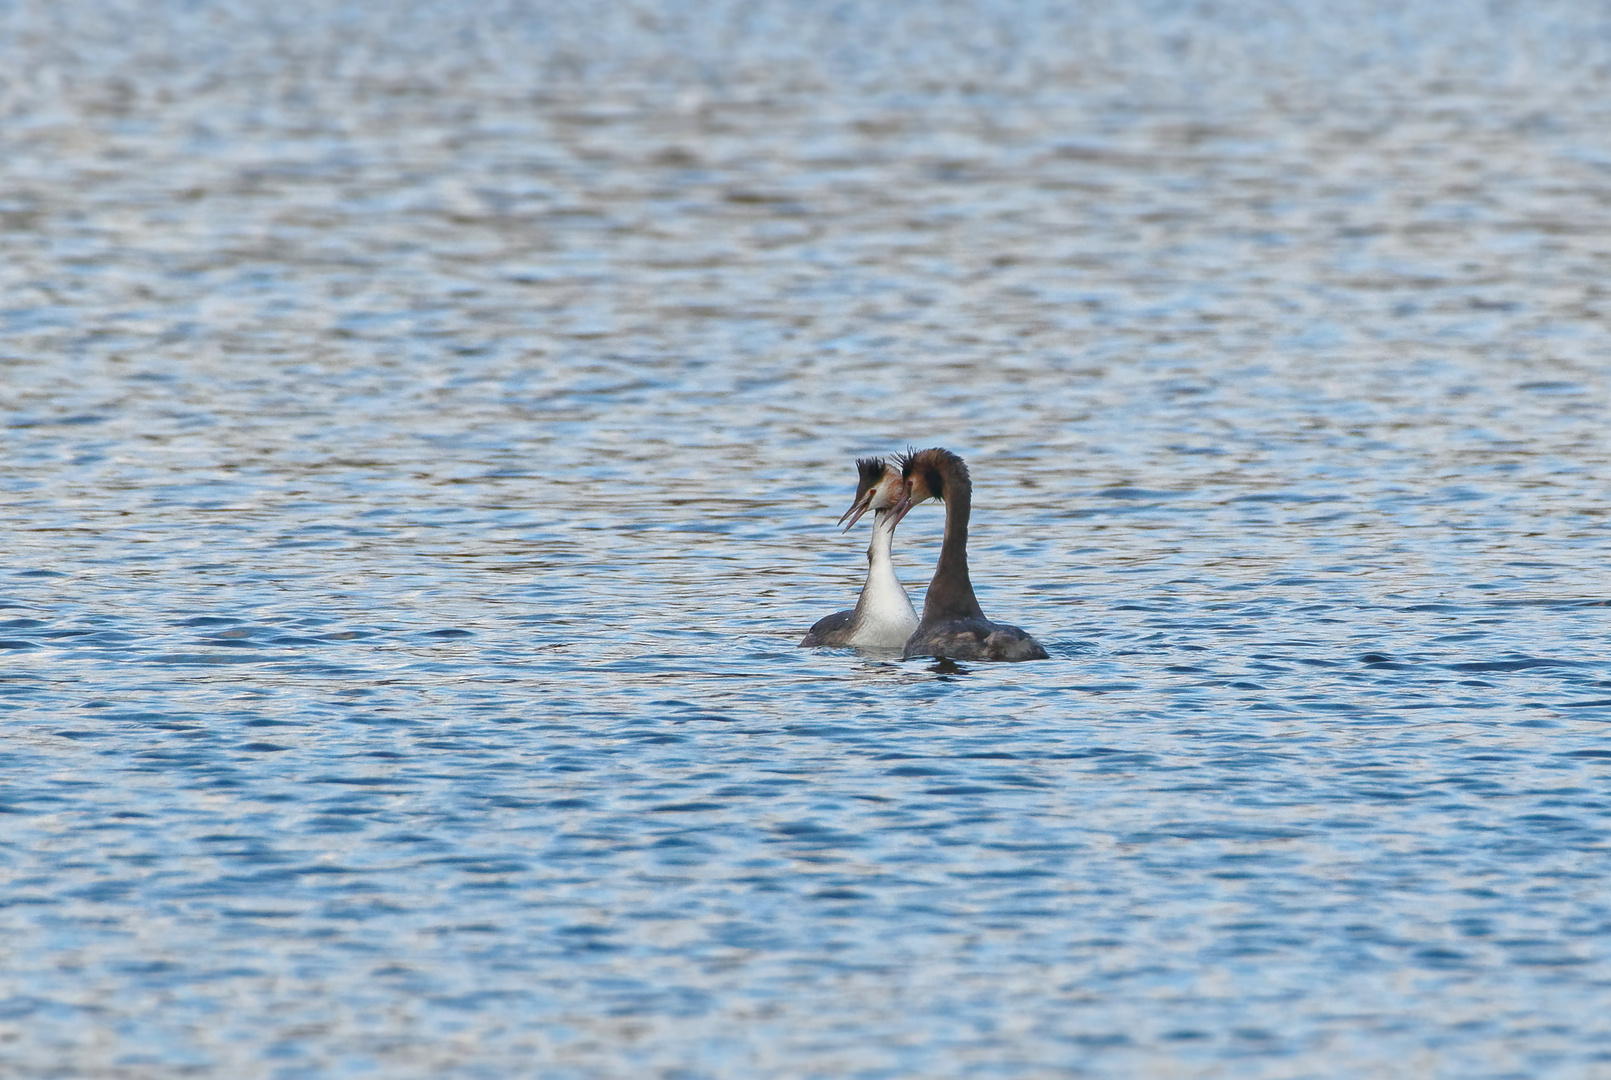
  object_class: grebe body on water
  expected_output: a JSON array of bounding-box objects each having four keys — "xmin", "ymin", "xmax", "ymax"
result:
[
  {"xmin": 800, "ymin": 457, "xmax": 919, "ymax": 649},
  {"xmin": 891, "ymin": 447, "xmax": 1048, "ymax": 662}
]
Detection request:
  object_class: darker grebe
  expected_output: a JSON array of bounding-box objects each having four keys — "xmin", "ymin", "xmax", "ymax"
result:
[{"xmin": 890, "ymin": 447, "xmax": 1047, "ymax": 662}]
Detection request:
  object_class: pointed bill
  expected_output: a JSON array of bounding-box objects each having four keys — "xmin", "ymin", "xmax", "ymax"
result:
[
  {"xmin": 837, "ymin": 489, "xmax": 875, "ymax": 531},
  {"xmin": 887, "ymin": 484, "xmax": 915, "ymax": 528}
]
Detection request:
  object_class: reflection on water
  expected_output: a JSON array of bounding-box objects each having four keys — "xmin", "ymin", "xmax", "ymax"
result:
[{"xmin": 5, "ymin": 1, "xmax": 1611, "ymax": 1076}]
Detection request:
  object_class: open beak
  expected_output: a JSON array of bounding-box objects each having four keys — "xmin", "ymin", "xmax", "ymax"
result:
[
  {"xmin": 887, "ymin": 485, "xmax": 915, "ymax": 528},
  {"xmin": 837, "ymin": 490, "xmax": 875, "ymax": 531}
]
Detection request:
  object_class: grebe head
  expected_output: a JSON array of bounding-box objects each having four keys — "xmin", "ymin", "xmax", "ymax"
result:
[
  {"xmin": 836, "ymin": 457, "xmax": 904, "ymax": 531},
  {"xmin": 868, "ymin": 463, "xmax": 906, "ymax": 511},
  {"xmin": 891, "ymin": 447, "xmax": 967, "ymax": 526}
]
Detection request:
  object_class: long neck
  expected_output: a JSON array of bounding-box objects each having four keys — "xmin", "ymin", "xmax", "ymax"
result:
[
  {"xmin": 866, "ymin": 508, "xmax": 896, "ymax": 575},
  {"xmin": 923, "ymin": 463, "xmax": 985, "ymax": 621},
  {"xmin": 853, "ymin": 508, "xmax": 915, "ymax": 624}
]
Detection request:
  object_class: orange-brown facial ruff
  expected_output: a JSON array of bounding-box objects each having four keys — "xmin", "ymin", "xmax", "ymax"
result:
[
  {"xmin": 869, "ymin": 463, "xmax": 905, "ymax": 510},
  {"xmin": 892, "ymin": 447, "xmax": 966, "ymax": 524},
  {"xmin": 900, "ymin": 447, "xmax": 966, "ymax": 501}
]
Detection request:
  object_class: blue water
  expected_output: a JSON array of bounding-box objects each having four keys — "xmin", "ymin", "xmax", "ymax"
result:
[{"xmin": 5, "ymin": 1, "xmax": 1611, "ymax": 1076}]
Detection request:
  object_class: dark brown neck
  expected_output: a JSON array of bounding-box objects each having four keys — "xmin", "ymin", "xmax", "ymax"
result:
[{"xmin": 923, "ymin": 461, "xmax": 985, "ymax": 622}]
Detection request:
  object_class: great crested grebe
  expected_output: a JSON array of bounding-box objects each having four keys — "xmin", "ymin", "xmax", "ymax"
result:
[
  {"xmin": 890, "ymin": 447, "xmax": 1048, "ymax": 662},
  {"xmin": 800, "ymin": 457, "xmax": 920, "ymax": 649}
]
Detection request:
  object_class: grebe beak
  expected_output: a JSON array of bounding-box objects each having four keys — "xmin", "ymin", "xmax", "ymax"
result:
[
  {"xmin": 887, "ymin": 485, "xmax": 915, "ymax": 528},
  {"xmin": 837, "ymin": 489, "xmax": 876, "ymax": 531}
]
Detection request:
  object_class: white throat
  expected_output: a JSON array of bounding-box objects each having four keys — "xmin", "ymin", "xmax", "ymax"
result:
[{"xmin": 846, "ymin": 508, "xmax": 919, "ymax": 648}]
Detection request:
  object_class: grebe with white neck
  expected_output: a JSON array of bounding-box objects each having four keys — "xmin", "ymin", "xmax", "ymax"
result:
[
  {"xmin": 891, "ymin": 447, "xmax": 1048, "ymax": 662},
  {"xmin": 800, "ymin": 457, "xmax": 920, "ymax": 649}
]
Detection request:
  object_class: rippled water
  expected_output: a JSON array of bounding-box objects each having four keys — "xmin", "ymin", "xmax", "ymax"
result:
[{"xmin": 6, "ymin": 1, "xmax": 1611, "ymax": 1076}]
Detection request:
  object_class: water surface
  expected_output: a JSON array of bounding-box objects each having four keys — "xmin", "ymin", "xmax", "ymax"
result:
[{"xmin": 4, "ymin": 2, "xmax": 1611, "ymax": 1076}]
